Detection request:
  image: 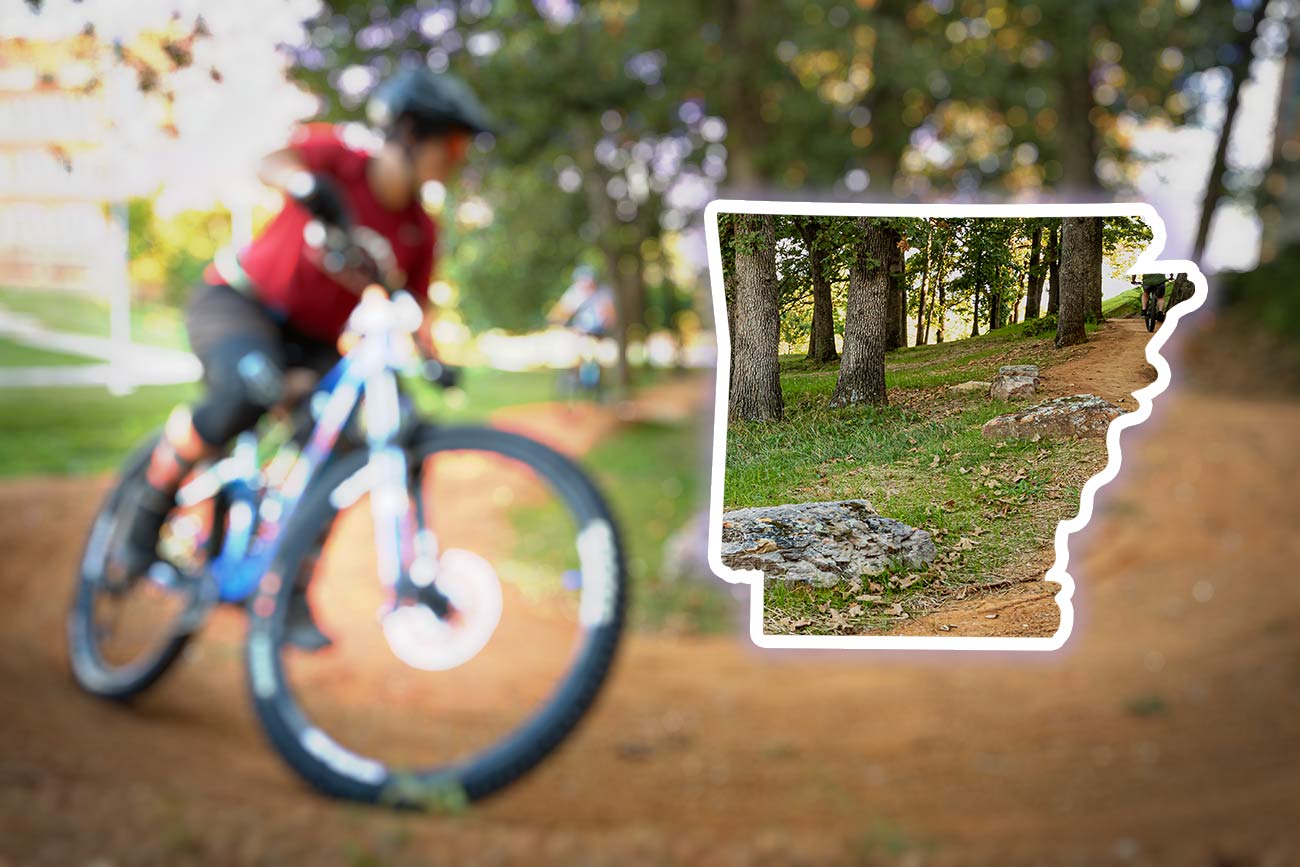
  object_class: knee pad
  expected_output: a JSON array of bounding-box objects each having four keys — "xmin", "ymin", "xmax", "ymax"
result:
[{"xmin": 192, "ymin": 346, "xmax": 285, "ymax": 445}]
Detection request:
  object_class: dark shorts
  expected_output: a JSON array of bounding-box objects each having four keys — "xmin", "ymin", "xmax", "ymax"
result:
[
  {"xmin": 184, "ymin": 283, "xmax": 340, "ymax": 445},
  {"xmin": 1142, "ymin": 280, "xmax": 1167, "ymax": 299}
]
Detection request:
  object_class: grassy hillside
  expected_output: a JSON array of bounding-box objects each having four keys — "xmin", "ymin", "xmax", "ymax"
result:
[{"xmin": 728, "ymin": 320, "xmax": 1111, "ymax": 634}]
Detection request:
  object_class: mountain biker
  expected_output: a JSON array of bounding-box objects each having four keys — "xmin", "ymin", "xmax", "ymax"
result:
[
  {"xmin": 547, "ymin": 265, "xmax": 617, "ymax": 396},
  {"xmin": 112, "ymin": 68, "xmax": 494, "ymax": 651},
  {"xmin": 1133, "ymin": 273, "xmax": 1168, "ymax": 322}
]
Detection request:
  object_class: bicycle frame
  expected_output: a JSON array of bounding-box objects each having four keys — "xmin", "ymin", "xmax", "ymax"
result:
[{"xmin": 175, "ymin": 288, "xmax": 424, "ymax": 606}]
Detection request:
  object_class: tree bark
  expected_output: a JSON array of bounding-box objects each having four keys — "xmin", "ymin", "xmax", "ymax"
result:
[
  {"xmin": 1194, "ymin": 0, "xmax": 1269, "ymax": 261},
  {"xmin": 1260, "ymin": 10, "xmax": 1300, "ymax": 262},
  {"xmin": 1086, "ymin": 216, "xmax": 1104, "ymax": 322},
  {"xmin": 797, "ymin": 218, "xmax": 838, "ymax": 362},
  {"xmin": 1168, "ymin": 272, "xmax": 1195, "ymax": 311},
  {"xmin": 1056, "ymin": 216, "xmax": 1096, "ymax": 347},
  {"xmin": 935, "ymin": 272, "xmax": 946, "ymax": 343},
  {"xmin": 914, "ymin": 230, "xmax": 932, "ymax": 347},
  {"xmin": 728, "ymin": 214, "xmax": 784, "ymax": 420},
  {"xmin": 1055, "ymin": 5, "xmax": 1102, "ymax": 192},
  {"xmin": 830, "ymin": 218, "xmax": 892, "ymax": 407},
  {"xmin": 1025, "ymin": 225, "xmax": 1044, "ymax": 319},
  {"xmin": 1047, "ymin": 224, "xmax": 1061, "ymax": 315},
  {"xmin": 885, "ymin": 241, "xmax": 905, "ymax": 350}
]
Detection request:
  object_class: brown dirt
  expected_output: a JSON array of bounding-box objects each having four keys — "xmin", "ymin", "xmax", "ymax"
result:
[
  {"xmin": 3, "ymin": 359, "xmax": 1300, "ymax": 865},
  {"xmin": 896, "ymin": 319, "xmax": 1166, "ymax": 639},
  {"xmin": 1038, "ymin": 317, "xmax": 1159, "ymax": 406}
]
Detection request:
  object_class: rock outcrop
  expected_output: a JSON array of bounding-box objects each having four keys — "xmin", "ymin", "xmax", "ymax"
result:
[
  {"xmin": 989, "ymin": 364, "xmax": 1041, "ymax": 401},
  {"xmin": 720, "ymin": 500, "xmax": 936, "ymax": 586},
  {"xmin": 982, "ymin": 394, "xmax": 1123, "ymax": 440}
]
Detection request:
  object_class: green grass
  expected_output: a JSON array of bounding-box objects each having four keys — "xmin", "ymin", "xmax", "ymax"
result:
[
  {"xmin": 0, "ymin": 382, "xmax": 198, "ymax": 476},
  {"xmin": 0, "ymin": 368, "xmax": 592, "ymax": 477},
  {"xmin": 0, "ymin": 336, "xmax": 97, "ymax": 367},
  {"xmin": 585, "ymin": 419, "xmax": 726, "ymax": 632},
  {"xmin": 0, "ymin": 286, "xmax": 187, "ymax": 349},
  {"xmin": 1103, "ymin": 287, "xmax": 1143, "ymax": 318},
  {"xmin": 732, "ymin": 322, "xmax": 1110, "ymax": 634}
]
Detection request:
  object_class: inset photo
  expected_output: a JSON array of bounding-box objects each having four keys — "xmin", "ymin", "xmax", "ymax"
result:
[{"xmin": 709, "ymin": 204, "xmax": 1200, "ymax": 644}]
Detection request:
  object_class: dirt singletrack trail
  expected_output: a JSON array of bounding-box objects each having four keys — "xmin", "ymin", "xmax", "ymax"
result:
[
  {"xmin": 897, "ymin": 317, "xmax": 1164, "ymax": 639},
  {"xmin": 3, "ymin": 350, "xmax": 1300, "ymax": 865},
  {"xmin": 1039, "ymin": 316, "xmax": 1159, "ymax": 406}
]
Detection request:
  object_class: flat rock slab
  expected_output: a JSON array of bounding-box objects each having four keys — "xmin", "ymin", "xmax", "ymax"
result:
[
  {"xmin": 982, "ymin": 394, "xmax": 1124, "ymax": 440},
  {"xmin": 949, "ymin": 380, "xmax": 993, "ymax": 392},
  {"xmin": 998, "ymin": 364, "xmax": 1040, "ymax": 380},
  {"xmin": 720, "ymin": 499, "xmax": 936, "ymax": 586}
]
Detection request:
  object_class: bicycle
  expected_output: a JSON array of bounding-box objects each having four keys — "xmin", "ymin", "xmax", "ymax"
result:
[
  {"xmin": 67, "ymin": 230, "xmax": 628, "ymax": 809},
  {"xmin": 1143, "ymin": 284, "xmax": 1162, "ymax": 333}
]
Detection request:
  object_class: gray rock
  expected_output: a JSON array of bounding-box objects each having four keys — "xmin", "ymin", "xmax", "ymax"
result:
[
  {"xmin": 982, "ymin": 394, "xmax": 1124, "ymax": 440},
  {"xmin": 989, "ymin": 364, "xmax": 1041, "ymax": 401},
  {"xmin": 948, "ymin": 380, "xmax": 993, "ymax": 392},
  {"xmin": 720, "ymin": 499, "xmax": 936, "ymax": 586},
  {"xmin": 990, "ymin": 375, "xmax": 1038, "ymax": 401}
]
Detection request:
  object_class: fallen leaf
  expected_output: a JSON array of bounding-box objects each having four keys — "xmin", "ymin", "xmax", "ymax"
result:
[
  {"xmin": 748, "ymin": 538, "xmax": 779, "ymax": 554},
  {"xmin": 847, "ymin": 604, "xmax": 863, "ymax": 617},
  {"xmin": 985, "ymin": 613, "xmax": 999, "ymax": 619},
  {"xmin": 888, "ymin": 603, "xmax": 904, "ymax": 616}
]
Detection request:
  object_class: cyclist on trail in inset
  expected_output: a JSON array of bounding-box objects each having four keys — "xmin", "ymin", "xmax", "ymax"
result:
[
  {"xmin": 111, "ymin": 68, "xmax": 494, "ymax": 651},
  {"xmin": 1134, "ymin": 272, "xmax": 1170, "ymax": 322},
  {"xmin": 548, "ymin": 265, "xmax": 617, "ymax": 399}
]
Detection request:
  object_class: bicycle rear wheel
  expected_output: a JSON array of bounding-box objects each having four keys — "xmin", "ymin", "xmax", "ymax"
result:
[
  {"xmin": 67, "ymin": 437, "xmax": 216, "ymax": 701},
  {"xmin": 246, "ymin": 425, "xmax": 627, "ymax": 807}
]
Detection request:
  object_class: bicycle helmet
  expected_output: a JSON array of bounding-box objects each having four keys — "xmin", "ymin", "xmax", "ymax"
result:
[{"xmin": 366, "ymin": 67, "xmax": 496, "ymax": 139}]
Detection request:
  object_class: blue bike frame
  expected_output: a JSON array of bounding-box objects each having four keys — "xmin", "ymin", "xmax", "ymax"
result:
[{"xmin": 175, "ymin": 289, "xmax": 423, "ymax": 607}]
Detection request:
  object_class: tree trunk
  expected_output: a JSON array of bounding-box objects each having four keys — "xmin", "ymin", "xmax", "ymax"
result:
[
  {"xmin": 1025, "ymin": 225, "xmax": 1044, "ymax": 319},
  {"xmin": 1168, "ymin": 272, "xmax": 1195, "ymax": 311},
  {"xmin": 935, "ymin": 274, "xmax": 946, "ymax": 343},
  {"xmin": 1056, "ymin": 216, "xmax": 1095, "ymax": 348},
  {"xmin": 830, "ymin": 218, "xmax": 892, "ymax": 407},
  {"xmin": 1194, "ymin": 0, "xmax": 1269, "ymax": 261},
  {"xmin": 797, "ymin": 218, "xmax": 838, "ymax": 362},
  {"xmin": 1260, "ymin": 10, "xmax": 1300, "ymax": 263},
  {"xmin": 990, "ymin": 267, "xmax": 1004, "ymax": 331},
  {"xmin": 1047, "ymin": 224, "xmax": 1061, "ymax": 315},
  {"xmin": 728, "ymin": 214, "xmax": 784, "ymax": 420},
  {"xmin": 914, "ymin": 230, "xmax": 932, "ymax": 347},
  {"xmin": 885, "ymin": 242, "xmax": 905, "ymax": 351},
  {"xmin": 1056, "ymin": 5, "xmax": 1102, "ymax": 192},
  {"xmin": 1086, "ymin": 216, "xmax": 1104, "ymax": 322}
]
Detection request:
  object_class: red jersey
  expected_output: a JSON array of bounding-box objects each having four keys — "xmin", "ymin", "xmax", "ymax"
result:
[{"xmin": 235, "ymin": 123, "xmax": 436, "ymax": 341}]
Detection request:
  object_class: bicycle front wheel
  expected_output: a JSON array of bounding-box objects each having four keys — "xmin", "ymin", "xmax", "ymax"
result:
[{"xmin": 246, "ymin": 425, "xmax": 627, "ymax": 807}]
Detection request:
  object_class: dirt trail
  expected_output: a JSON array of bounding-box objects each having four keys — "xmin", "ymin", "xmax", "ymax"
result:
[
  {"xmin": 896, "ymin": 318, "xmax": 1164, "ymax": 639},
  {"xmin": 4, "ymin": 357, "xmax": 1300, "ymax": 865},
  {"xmin": 1039, "ymin": 317, "xmax": 1158, "ymax": 406}
]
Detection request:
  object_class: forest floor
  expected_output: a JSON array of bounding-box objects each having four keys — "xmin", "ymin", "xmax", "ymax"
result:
[
  {"xmin": 726, "ymin": 314, "xmax": 1160, "ymax": 637},
  {"xmin": 2, "ymin": 312, "xmax": 1299, "ymax": 866}
]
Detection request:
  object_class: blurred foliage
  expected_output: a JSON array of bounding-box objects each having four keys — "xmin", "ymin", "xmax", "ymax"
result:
[
  {"xmin": 281, "ymin": 0, "xmax": 1254, "ymax": 348},
  {"xmin": 126, "ymin": 198, "xmax": 232, "ymax": 306}
]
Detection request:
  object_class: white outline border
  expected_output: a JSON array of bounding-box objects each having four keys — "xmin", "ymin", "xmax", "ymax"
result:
[{"xmin": 705, "ymin": 200, "xmax": 1207, "ymax": 652}]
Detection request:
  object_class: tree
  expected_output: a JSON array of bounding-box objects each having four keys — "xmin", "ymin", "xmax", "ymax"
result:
[
  {"xmin": 728, "ymin": 214, "xmax": 784, "ymax": 421},
  {"xmin": 1194, "ymin": 0, "xmax": 1271, "ymax": 260},
  {"xmin": 885, "ymin": 236, "xmax": 907, "ymax": 350},
  {"xmin": 795, "ymin": 217, "xmax": 838, "ymax": 362},
  {"xmin": 1056, "ymin": 216, "xmax": 1096, "ymax": 348},
  {"xmin": 1086, "ymin": 217, "xmax": 1105, "ymax": 323},
  {"xmin": 830, "ymin": 218, "xmax": 893, "ymax": 407},
  {"xmin": 1024, "ymin": 224, "xmax": 1045, "ymax": 320},
  {"xmin": 1046, "ymin": 223, "xmax": 1062, "ymax": 316}
]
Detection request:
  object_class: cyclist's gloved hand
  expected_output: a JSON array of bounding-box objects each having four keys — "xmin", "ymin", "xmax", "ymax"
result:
[{"xmin": 287, "ymin": 171, "xmax": 349, "ymax": 228}]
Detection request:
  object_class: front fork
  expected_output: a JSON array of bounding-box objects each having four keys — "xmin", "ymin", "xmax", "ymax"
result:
[{"xmin": 363, "ymin": 369, "xmax": 451, "ymax": 617}]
